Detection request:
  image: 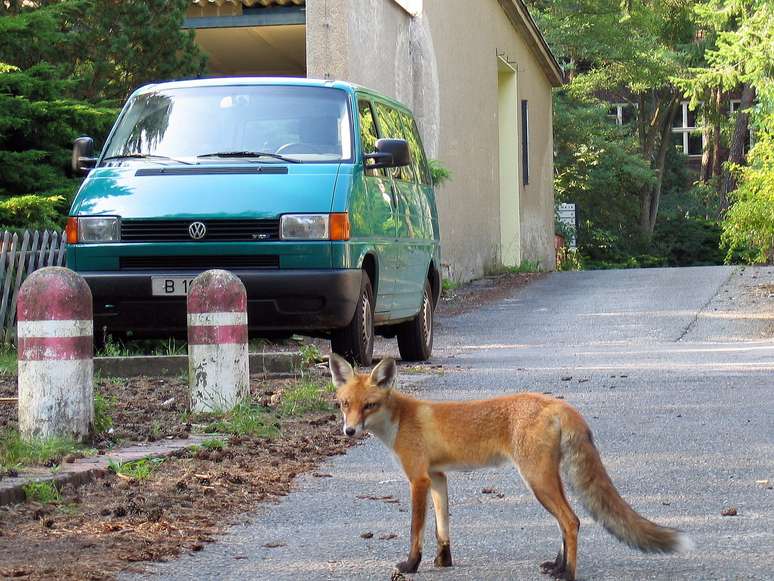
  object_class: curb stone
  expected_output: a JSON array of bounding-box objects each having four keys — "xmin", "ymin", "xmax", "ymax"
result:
[
  {"xmin": 95, "ymin": 351, "xmax": 301, "ymax": 378},
  {"xmin": 0, "ymin": 434, "xmax": 224, "ymax": 507}
]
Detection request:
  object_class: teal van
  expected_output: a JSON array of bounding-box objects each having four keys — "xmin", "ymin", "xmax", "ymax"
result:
[{"xmin": 67, "ymin": 78, "xmax": 441, "ymax": 365}]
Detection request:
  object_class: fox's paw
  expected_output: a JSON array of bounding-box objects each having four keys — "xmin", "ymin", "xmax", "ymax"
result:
[
  {"xmin": 396, "ymin": 553, "xmax": 421, "ymax": 574},
  {"xmin": 539, "ymin": 560, "xmax": 573, "ymax": 581},
  {"xmin": 434, "ymin": 543, "xmax": 452, "ymax": 567}
]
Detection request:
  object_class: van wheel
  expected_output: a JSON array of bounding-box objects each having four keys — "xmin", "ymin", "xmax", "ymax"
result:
[
  {"xmin": 331, "ymin": 272, "xmax": 374, "ymax": 366},
  {"xmin": 397, "ymin": 279, "xmax": 434, "ymax": 361}
]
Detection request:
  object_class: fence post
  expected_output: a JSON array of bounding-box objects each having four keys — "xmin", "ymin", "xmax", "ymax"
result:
[
  {"xmin": 16, "ymin": 267, "xmax": 93, "ymax": 442},
  {"xmin": 187, "ymin": 269, "xmax": 249, "ymax": 413}
]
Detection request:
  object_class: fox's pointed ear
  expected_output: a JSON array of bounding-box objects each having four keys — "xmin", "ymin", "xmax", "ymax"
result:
[
  {"xmin": 370, "ymin": 357, "xmax": 397, "ymax": 390},
  {"xmin": 329, "ymin": 353, "xmax": 355, "ymax": 388}
]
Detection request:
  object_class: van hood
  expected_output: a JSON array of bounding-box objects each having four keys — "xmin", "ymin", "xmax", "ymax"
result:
[{"xmin": 70, "ymin": 163, "xmax": 341, "ymax": 219}]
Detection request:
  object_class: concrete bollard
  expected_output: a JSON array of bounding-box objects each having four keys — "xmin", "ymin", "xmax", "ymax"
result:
[
  {"xmin": 187, "ymin": 269, "xmax": 249, "ymax": 413},
  {"xmin": 17, "ymin": 267, "xmax": 94, "ymax": 442}
]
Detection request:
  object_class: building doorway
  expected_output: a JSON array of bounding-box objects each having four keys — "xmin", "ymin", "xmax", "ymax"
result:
[{"xmin": 497, "ymin": 57, "xmax": 521, "ymax": 267}]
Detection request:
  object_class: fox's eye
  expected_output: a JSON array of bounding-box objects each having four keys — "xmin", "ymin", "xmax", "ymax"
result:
[
  {"xmin": 341, "ymin": 401, "xmax": 350, "ymax": 410},
  {"xmin": 364, "ymin": 402, "xmax": 378, "ymax": 411}
]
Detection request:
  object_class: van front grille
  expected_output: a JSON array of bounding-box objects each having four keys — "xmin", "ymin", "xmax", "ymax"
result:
[
  {"xmin": 119, "ymin": 255, "xmax": 279, "ymax": 270},
  {"xmin": 121, "ymin": 219, "xmax": 280, "ymax": 242}
]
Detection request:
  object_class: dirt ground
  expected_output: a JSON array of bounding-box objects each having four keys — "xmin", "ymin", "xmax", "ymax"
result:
[{"xmin": 0, "ymin": 373, "xmax": 350, "ymax": 580}]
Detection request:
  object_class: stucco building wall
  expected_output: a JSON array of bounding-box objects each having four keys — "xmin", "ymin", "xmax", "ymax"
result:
[{"xmin": 306, "ymin": 0, "xmax": 556, "ymax": 280}]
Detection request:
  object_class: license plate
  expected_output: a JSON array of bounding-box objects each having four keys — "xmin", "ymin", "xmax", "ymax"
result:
[{"xmin": 151, "ymin": 276, "xmax": 194, "ymax": 296}]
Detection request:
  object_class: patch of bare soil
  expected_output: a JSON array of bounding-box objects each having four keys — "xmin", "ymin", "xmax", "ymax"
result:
[
  {"xmin": 0, "ymin": 373, "xmax": 350, "ymax": 580},
  {"xmin": 436, "ymin": 272, "xmax": 544, "ymax": 318}
]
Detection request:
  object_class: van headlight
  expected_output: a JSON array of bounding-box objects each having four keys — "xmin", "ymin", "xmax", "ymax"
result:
[
  {"xmin": 280, "ymin": 214, "xmax": 329, "ymax": 240},
  {"xmin": 67, "ymin": 216, "xmax": 121, "ymax": 243}
]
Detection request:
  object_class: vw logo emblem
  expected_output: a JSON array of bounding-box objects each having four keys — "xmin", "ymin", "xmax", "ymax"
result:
[{"xmin": 188, "ymin": 221, "xmax": 207, "ymax": 240}]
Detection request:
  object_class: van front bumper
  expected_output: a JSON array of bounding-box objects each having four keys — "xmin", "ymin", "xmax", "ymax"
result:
[{"xmin": 81, "ymin": 269, "xmax": 362, "ymax": 337}]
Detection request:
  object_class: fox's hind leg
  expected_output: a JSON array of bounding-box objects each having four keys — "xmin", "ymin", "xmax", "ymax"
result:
[
  {"xmin": 430, "ymin": 472, "xmax": 452, "ymax": 567},
  {"xmin": 515, "ymin": 433, "xmax": 580, "ymax": 580}
]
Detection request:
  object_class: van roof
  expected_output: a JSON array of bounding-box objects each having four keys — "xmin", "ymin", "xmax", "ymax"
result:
[
  {"xmin": 132, "ymin": 77, "xmax": 376, "ymax": 97},
  {"xmin": 130, "ymin": 77, "xmax": 412, "ymax": 113}
]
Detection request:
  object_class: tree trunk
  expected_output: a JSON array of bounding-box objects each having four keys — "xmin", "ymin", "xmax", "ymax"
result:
[
  {"xmin": 720, "ymin": 84, "xmax": 755, "ymax": 210},
  {"xmin": 639, "ymin": 96, "xmax": 679, "ymax": 237},
  {"xmin": 700, "ymin": 89, "xmax": 722, "ymax": 183}
]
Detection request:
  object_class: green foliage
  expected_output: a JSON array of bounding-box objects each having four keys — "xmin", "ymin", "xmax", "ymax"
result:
[
  {"xmin": 277, "ymin": 380, "xmax": 334, "ymax": 417},
  {"xmin": 653, "ymin": 217, "xmax": 725, "ymax": 266},
  {"xmin": 441, "ymin": 278, "xmax": 459, "ymax": 297},
  {"xmin": 96, "ymin": 336, "xmax": 186, "ymax": 357},
  {"xmin": 710, "ymin": 1, "xmax": 774, "ymax": 263},
  {"xmin": 0, "ymin": 429, "xmax": 87, "ymax": 469},
  {"xmin": 298, "ymin": 344, "xmax": 323, "ymax": 368},
  {"xmin": 108, "ymin": 457, "xmax": 164, "ymax": 480},
  {"xmin": 0, "ymin": 0, "xmax": 207, "ymax": 229},
  {"xmin": 0, "ymin": 344, "xmax": 17, "ymax": 375},
  {"xmin": 429, "ymin": 159, "xmax": 452, "ymax": 188},
  {"xmin": 200, "ymin": 438, "xmax": 225, "ymax": 451},
  {"xmin": 0, "ymin": 194, "xmax": 67, "ymax": 230},
  {"xmin": 509, "ymin": 260, "xmax": 542, "ymax": 273},
  {"xmin": 93, "ymin": 392, "xmax": 115, "ymax": 435},
  {"xmin": 23, "ymin": 480, "xmax": 61, "ymax": 503},
  {"xmin": 203, "ymin": 402, "xmax": 280, "ymax": 438},
  {"xmin": 722, "ymin": 130, "xmax": 774, "ymax": 262},
  {"xmin": 556, "ymin": 247, "xmax": 583, "ymax": 272}
]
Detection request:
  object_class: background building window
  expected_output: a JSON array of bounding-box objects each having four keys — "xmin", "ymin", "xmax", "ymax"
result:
[
  {"xmin": 608, "ymin": 103, "xmax": 637, "ymax": 126},
  {"xmin": 672, "ymin": 101, "xmax": 704, "ymax": 157}
]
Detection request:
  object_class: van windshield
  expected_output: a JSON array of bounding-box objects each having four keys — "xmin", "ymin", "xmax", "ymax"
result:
[{"xmin": 101, "ymin": 85, "xmax": 353, "ymax": 164}]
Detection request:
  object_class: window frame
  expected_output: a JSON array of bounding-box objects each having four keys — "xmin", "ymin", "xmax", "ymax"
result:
[{"xmin": 672, "ymin": 101, "xmax": 704, "ymax": 158}]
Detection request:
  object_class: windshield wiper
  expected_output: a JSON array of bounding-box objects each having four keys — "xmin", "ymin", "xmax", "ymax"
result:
[
  {"xmin": 101, "ymin": 153, "xmax": 194, "ymax": 165},
  {"xmin": 197, "ymin": 151, "xmax": 301, "ymax": 164}
]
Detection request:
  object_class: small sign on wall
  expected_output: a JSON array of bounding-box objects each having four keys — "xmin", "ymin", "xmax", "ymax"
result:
[
  {"xmin": 557, "ymin": 203, "xmax": 577, "ymax": 248},
  {"xmin": 392, "ymin": 0, "xmax": 422, "ymax": 16}
]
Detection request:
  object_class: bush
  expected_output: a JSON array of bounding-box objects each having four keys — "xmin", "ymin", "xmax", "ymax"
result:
[{"xmin": 0, "ymin": 193, "xmax": 67, "ymax": 230}]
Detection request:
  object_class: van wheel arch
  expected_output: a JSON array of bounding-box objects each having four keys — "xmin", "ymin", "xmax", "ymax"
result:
[
  {"xmin": 428, "ymin": 260, "xmax": 441, "ymax": 308},
  {"xmin": 361, "ymin": 253, "xmax": 378, "ymax": 299}
]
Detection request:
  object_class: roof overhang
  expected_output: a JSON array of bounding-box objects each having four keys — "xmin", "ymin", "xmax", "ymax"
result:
[{"xmin": 498, "ymin": 0, "xmax": 563, "ymax": 87}]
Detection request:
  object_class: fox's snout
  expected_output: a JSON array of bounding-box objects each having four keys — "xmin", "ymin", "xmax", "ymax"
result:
[{"xmin": 342, "ymin": 421, "xmax": 363, "ymax": 437}]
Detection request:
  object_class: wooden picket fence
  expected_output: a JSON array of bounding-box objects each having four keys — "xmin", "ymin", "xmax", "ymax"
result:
[{"xmin": 0, "ymin": 230, "xmax": 67, "ymax": 343}]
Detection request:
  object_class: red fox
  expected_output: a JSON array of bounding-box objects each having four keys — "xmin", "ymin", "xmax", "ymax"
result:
[{"xmin": 329, "ymin": 354, "xmax": 692, "ymax": 580}]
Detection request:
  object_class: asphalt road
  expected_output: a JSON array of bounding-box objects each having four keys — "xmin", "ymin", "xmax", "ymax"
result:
[{"xmin": 139, "ymin": 266, "xmax": 774, "ymax": 581}]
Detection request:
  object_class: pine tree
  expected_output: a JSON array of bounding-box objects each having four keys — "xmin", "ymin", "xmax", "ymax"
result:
[{"xmin": 0, "ymin": 0, "xmax": 207, "ymax": 228}]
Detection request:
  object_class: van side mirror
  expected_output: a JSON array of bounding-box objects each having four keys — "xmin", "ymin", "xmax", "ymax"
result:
[
  {"xmin": 71, "ymin": 136, "xmax": 97, "ymax": 177},
  {"xmin": 364, "ymin": 138, "xmax": 411, "ymax": 170}
]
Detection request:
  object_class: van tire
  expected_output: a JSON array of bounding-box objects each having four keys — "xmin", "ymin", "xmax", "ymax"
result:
[
  {"xmin": 331, "ymin": 272, "xmax": 374, "ymax": 366},
  {"xmin": 397, "ymin": 279, "xmax": 434, "ymax": 361}
]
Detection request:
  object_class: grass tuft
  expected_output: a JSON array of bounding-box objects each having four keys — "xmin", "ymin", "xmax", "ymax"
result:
[
  {"xmin": 93, "ymin": 392, "xmax": 115, "ymax": 435},
  {"xmin": 277, "ymin": 380, "xmax": 334, "ymax": 417},
  {"xmin": 0, "ymin": 344, "xmax": 17, "ymax": 375},
  {"xmin": 23, "ymin": 480, "xmax": 61, "ymax": 504},
  {"xmin": 108, "ymin": 457, "xmax": 164, "ymax": 480},
  {"xmin": 0, "ymin": 430, "xmax": 89, "ymax": 470},
  {"xmin": 203, "ymin": 402, "xmax": 279, "ymax": 438},
  {"xmin": 200, "ymin": 438, "xmax": 224, "ymax": 450}
]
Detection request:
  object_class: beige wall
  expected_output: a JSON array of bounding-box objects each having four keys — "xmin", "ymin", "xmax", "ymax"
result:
[{"xmin": 307, "ymin": 0, "xmax": 556, "ymax": 280}]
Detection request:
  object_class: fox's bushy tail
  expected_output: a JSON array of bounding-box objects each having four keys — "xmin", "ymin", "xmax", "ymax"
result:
[{"xmin": 560, "ymin": 414, "xmax": 693, "ymax": 553}]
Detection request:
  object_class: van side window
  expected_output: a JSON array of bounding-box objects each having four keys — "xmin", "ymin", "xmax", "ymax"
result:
[
  {"xmin": 400, "ymin": 112, "xmax": 432, "ymax": 186},
  {"xmin": 358, "ymin": 100, "xmax": 382, "ymax": 177},
  {"xmin": 374, "ymin": 102, "xmax": 414, "ymax": 182}
]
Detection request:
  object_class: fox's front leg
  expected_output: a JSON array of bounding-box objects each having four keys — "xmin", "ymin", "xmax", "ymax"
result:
[
  {"xmin": 430, "ymin": 472, "xmax": 452, "ymax": 567},
  {"xmin": 397, "ymin": 476, "xmax": 430, "ymax": 573}
]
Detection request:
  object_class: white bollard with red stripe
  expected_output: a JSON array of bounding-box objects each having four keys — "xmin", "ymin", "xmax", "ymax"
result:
[
  {"xmin": 17, "ymin": 267, "xmax": 94, "ymax": 442},
  {"xmin": 187, "ymin": 269, "xmax": 249, "ymax": 413}
]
